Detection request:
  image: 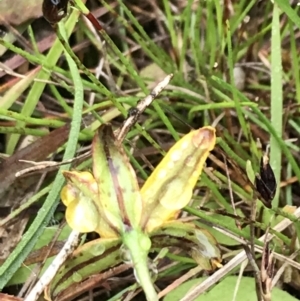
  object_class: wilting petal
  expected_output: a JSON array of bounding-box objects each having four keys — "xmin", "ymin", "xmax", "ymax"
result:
[
  {"xmin": 62, "ymin": 171, "xmax": 98, "ymax": 201},
  {"xmin": 65, "ymin": 193, "xmax": 100, "ymax": 233},
  {"xmin": 92, "ymin": 124, "xmax": 143, "ymax": 234},
  {"xmin": 141, "ymin": 127, "xmax": 216, "ymax": 232},
  {"xmin": 61, "ymin": 170, "xmax": 117, "ymax": 238}
]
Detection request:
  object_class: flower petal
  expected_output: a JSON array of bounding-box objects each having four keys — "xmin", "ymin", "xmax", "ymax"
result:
[
  {"xmin": 61, "ymin": 170, "xmax": 118, "ymax": 238},
  {"xmin": 141, "ymin": 127, "xmax": 216, "ymax": 232},
  {"xmin": 65, "ymin": 193, "xmax": 99, "ymax": 233}
]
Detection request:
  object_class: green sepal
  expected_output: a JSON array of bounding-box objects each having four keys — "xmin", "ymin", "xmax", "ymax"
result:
[{"xmin": 92, "ymin": 124, "xmax": 143, "ymax": 234}]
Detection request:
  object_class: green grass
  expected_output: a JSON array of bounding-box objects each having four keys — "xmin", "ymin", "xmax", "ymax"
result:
[{"xmin": 0, "ymin": 0, "xmax": 300, "ymax": 300}]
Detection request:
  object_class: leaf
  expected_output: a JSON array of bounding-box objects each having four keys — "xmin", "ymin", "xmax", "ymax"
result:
[
  {"xmin": 164, "ymin": 276, "xmax": 298, "ymax": 301},
  {"xmin": 0, "ymin": 68, "xmax": 41, "ymax": 109},
  {"xmin": 47, "ymin": 238, "xmax": 121, "ymax": 301},
  {"xmin": 0, "ymin": 123, "xmax": 72, "ymax": 197},
  {"xmin": 151, "ymin": 221, "xmax": 221, "ymax": 271},
  {"xmin": 92, "ymin": 124, "xmax": 143, "ymax": 234},
  {"xmin": 139, "ymin": 63, "xmax": 167, "ymax": 89},
  {"xmin": 198, "ymin": 206, "xmax": 247, "ymax": 246},
  {"xmin": 246, "ymin": 159, "xmax": 255, "ymax": 186},
  {"xmin": 141, "ymin": 127, "xmax": 216, "ymax": 232}
]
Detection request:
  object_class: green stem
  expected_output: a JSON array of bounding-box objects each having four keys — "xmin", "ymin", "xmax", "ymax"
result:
[
  {"xmin": 270, "ymin": 3, "xmax": 283, "ymax": 208},
  {"xmin": 123, "ymin": 229, "xmax": 158, "ymax": 301}
]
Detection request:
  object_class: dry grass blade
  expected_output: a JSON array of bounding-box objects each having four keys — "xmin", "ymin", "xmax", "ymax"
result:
[{"xmin": 115, "ymin": 73, "xmax": 173, "ymax": 143}]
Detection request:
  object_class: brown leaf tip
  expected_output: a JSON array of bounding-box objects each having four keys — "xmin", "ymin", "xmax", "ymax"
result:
[{"xmin": 193, "ymin": 126, "xmax": 216, "ymax": 150}]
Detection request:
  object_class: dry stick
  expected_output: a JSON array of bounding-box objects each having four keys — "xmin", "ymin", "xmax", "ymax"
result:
[
  {"xmin": 115, "ymin": 73, "xmax": 173, "ymax": 144},
  {"xmin": 20, "ymin": 222, "xmax": 65, "ymax": 298},
  {"xmin": 271, "ymin": 250, "xmax": 300, "ymax": 288},
  {"xmin": 232, "ymin": 260, "xmax": 248, "ymax": 301},
  {"xmin": 250, "ymin": 200, "xmax": 261, "ymax": 297},
  {"xmin": 248, "ymin": 199, "xmax": 266, "ymax": 301},
  {"xmin": 24, "ymin": 230, "xmax": 80, "ymax": 301},
  {"xmin": 245, "ymin": 244, "xmax": 264, "ymax": 301},
  {"xmin": 260, "ymin": 229, "xmax": 273, "ymax": 301},
  {"xmin": 15, "ymin": 153, "xmax": 91, "ymax": 177},
  {"xmin": 158, "ymin": 265, "xmax": 203, "ymax": 299},
  {"xmin": 212, "ymin": 225, "xmax": 300, "ymax": 270},
  {"xmin": 180, "ymin": 206, "xmax": 300, "ymax": 301}
]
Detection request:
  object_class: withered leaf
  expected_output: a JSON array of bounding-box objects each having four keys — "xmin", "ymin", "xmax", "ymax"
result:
[
  {"xmin": 42, "ymin": 0, "xmax": 70, "ymax": 24},
  {"xmin": 255, "ymin": 153, "xmax": 277, "ymax": 208}
]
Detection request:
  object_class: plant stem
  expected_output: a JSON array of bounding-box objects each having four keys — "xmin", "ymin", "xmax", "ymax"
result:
[{"xmin": 123, "ymin": 229, "xmax": 158, "ymax": 301}]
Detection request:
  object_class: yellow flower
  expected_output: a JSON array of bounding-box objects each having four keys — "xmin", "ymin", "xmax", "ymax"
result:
[
  {"xmin": 58, "ymin": 124, "xmax": 219, "ymax": 301},
  {"xmin": 61, "ymin": 125, "xmax": 216, "ymax": 238},
  {"xmin": 61, "ymin": 170, "xmax": 118, "ymax": 238}
]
